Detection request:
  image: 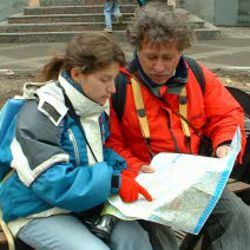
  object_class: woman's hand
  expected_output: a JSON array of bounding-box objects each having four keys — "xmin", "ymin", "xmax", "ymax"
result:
[
  {"xmin": 119, "ymin": 171, "xmax": 153, "ymax": 202},
  {"xmin": 140, "ymin": 164, "xmax": 155, "ymax": 173}
]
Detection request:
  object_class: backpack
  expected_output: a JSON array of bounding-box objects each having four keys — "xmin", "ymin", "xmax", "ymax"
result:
[
  {"xmin": 0, "ymin": 93, "xmax": 101, "ymax": 183},
  {"xmin": 0, "ymin": 97, "xmax": 26, "ymax": 181},
  {"xmin": 111, "ymin": 57, "xmax": 250, "ymax": 183}
]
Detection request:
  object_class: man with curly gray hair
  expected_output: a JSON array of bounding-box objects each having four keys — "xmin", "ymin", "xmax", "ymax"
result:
[{"xmin": 105, "ymin": 2, "xmax": 250, "ymax": 250}]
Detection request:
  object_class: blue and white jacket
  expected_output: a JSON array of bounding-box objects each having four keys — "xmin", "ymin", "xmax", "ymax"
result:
[{"xmin": 0, "ymin": 73, "xmax": 126, "ymax": 235}]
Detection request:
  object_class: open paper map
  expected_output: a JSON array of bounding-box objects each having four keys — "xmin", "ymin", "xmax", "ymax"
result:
[{"xmin": 105, "ymin": 127, "xmax": 241, "ymax": 234}]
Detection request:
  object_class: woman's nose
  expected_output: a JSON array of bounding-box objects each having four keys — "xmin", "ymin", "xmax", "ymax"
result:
[{"xmin": 107, "ymin": 81, "xmax": 116, "ymax": 94}]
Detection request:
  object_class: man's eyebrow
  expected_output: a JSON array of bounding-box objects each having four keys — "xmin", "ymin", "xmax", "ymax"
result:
[{"xmin": 145, "ymin": 52, "xmax": 158, "ymax": 56}]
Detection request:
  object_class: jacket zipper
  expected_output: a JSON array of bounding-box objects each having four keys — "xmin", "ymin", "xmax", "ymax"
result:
[{"xmin": 68, "ymin": 128, "xmax": 80, "ymax": 166}]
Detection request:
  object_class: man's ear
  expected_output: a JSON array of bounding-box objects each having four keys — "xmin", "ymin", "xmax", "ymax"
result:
[{"xmin": 70, "ymin": 67, "xmax": 80, "ymax": 83}]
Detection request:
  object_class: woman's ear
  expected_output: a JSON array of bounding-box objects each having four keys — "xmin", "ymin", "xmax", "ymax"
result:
[{"xmin": 70, "ymin": 67, "xmax": 80, "ymax": 83}]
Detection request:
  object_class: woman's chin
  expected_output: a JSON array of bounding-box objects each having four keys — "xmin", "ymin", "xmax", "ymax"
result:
[{"xmin": 97, "ymin": 98, "xmax": 108, "ymax": 106}]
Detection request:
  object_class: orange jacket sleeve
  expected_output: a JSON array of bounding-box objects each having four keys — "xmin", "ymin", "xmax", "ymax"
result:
[{"xmin": 200, "ymin": 65, "xmax": 246, "ymax": 162}]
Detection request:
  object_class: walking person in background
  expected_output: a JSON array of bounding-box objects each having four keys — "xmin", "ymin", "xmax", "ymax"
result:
[{"xmin": 104, "ymin": 0, "xmax": 123, "ymax": 33}]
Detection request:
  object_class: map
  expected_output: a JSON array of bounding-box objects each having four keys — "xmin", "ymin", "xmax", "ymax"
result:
[{"xmin": 105, "ymin": 127, "xmax": 241, "ymax": 234}]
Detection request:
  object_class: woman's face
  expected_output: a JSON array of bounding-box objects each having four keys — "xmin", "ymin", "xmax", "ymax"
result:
[{"xmin": 71, "ymin": 62, "xmax": 120, "ymax": 105}]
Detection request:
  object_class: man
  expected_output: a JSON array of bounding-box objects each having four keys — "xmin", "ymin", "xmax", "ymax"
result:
[{"xmin": 106, "ymin": 2, "xmax": 250, "ymax": 249}]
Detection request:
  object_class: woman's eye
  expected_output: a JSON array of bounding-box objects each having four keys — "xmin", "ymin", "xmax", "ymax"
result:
[
  {"xmin": 101, "ymin": 78, "xmax": 109, "ymax": 83},
  {"xmin": 163, "ymin": 57, "xmax": 173, "ymax": 60}
]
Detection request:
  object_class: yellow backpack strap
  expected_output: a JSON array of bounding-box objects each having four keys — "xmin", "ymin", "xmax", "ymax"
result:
[
  {"xmin": 131, "ymin": 76, "xmax": 150, "ymax": 140},
  {"xmin": 131, "ymin": 76, "xmax": 155, "ymax": 157},
  {"xmin": 179, "ymin": 87, "xmax": 191, "ymax": 137},
  {"xmin": 2, "ymin": 169, "xmax": 14, "ymax": 184},
  {"xmin": 0, "ymin": 210, "xmax": 15, "ymax": 250},
  {"xmin": 131, "ymin": 76, "xmax": 190, "ymax": 154}
]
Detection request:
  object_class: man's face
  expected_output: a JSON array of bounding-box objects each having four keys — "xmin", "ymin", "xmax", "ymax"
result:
[{"xmin": 137, "ymin": 40, "xmax": 181, "ymax": 84}]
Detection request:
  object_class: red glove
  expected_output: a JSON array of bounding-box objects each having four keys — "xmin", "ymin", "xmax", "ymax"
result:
[{"xmin": 119, "ymin": 171, "xmax": 153, "ymax": 203}]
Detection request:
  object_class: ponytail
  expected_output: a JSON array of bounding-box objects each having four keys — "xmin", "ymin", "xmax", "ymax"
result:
[{"xmin": 35, "ymin": 56, "xmax": 64, "ymax": 82}]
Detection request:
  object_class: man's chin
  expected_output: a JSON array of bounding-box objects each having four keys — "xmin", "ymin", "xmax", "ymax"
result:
[{"xmin": 152, "ymin": 77, "xmax": 169, "ymax": 85}]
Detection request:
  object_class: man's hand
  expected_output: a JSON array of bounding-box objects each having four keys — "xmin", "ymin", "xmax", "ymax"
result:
[
  {"xmin": 216, "ymin": 145, "xmax": 231, "ymax": 158},
  {"xmin": 119, "ymin": 172, "xmax": 153, "ymax": 203},
  {"xmin": 140, "ymin": 164, "xmax": 155, "ymax": 173}
]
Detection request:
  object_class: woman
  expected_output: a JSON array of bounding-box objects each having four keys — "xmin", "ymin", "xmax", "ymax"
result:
[{"xmin": 0, "ymin": 33, "xmax": 152, "ymax": 250}]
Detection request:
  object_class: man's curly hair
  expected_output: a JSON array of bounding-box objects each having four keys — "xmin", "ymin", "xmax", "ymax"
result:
[{"xmin": 127, "ymin": 2, "xmax": 193, "ymax": 51}]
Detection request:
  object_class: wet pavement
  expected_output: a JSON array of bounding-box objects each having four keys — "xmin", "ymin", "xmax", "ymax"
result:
[{"xmin": 0, "ymin": 28, "xmax": 250, "ymax": 74}]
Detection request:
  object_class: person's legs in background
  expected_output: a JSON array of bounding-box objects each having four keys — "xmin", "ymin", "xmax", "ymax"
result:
[
  {"xmin": 113, "ymin": 0, "xmax": 122, "ymax": 23},
  {"xmin": 104, "ymin": 1, "xmax": 113, "ymax": 33}
]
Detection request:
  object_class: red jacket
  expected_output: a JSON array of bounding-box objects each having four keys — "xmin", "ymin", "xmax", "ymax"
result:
[{"xmin": 106, "ymin": 62, "xmax": 246, "ymax": 176}]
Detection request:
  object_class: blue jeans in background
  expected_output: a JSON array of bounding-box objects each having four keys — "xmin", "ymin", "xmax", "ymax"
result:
[{"xmin": 104, "ymin": 0, "xmax": 121, "ymax": 29}]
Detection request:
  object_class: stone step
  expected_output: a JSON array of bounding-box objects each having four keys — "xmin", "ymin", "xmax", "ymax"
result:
[
  {"xmin": 194, "ymin": 21, "xmax": 221, "ymax": 40},
  {"xmin": 0, "ymin": 18, "xmax": 205, "ymax": 33},
  {"xmin": 9, "ymin": 12, "xmax": 204, "ymax": 28},
  {"xmin": 0, "ymin": 22, "xmax": 129, "ymax": 33},
  {"xmin": 0, "ymin": 3, "xmax": 220, "ymax": 43},
  {"xmin": 194, "ymin": 28, "xmax": 221, "ymax": 40},
  {"xmin": 0, "ymin": 28, "xmax": 219, "ymax": 43},
  {"xmin": 238, "ymin": 14, "xmax": 250, "ymax": 26},
  {"xmin": 40, "ymin": 0, "xmax": 138, "ymax": 6},
  {"xmin": 0, "ymin": 31, "xmax": 126, "ymax": 43},
  {"xmin": 8, "ymin": 13, "xmax": 134, "ymax": 24},
  {"xmin": 24, "ymin": 5, "xmax": 138, "ymax": 15},
  {"xmin": 0, "ymin": 19, "xmax": 205, "ymax": 34},
  {"xmin": 188, "ymin": 15, "xmax": 205, "ymax": 29}
]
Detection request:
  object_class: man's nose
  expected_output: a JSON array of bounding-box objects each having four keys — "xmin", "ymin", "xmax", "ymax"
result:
[{"xmin": 153, "ymin": 60, "xmax": 165, "ymax": 73}]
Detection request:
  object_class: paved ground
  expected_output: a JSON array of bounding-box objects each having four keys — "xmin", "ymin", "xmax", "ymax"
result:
[{"xmin": 0, "ymin": 28, "xmax": 250, "ymax": 75}]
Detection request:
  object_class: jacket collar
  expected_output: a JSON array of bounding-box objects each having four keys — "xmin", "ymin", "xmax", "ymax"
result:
[{"xmin": 58, "ymin": 73, "xmax": 108, "ymax": 118}]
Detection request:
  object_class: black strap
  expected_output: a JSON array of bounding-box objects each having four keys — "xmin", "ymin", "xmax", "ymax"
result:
[
  {"xmin": 184, "ymin": 56, "xmax": 205, "ymax": 94},
  {"xmin": 64, "ymin": 93, "xmax": 98, "ymax": 163},
  {"xmin": 112, "ymin": 73, "xmax": 128, "ymax": 121}
]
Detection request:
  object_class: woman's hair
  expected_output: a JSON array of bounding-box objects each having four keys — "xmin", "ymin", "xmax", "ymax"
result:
[
  {"xmin": 35, "ymin": 33, "xmax": 125, "ymax": 81},
  {"xmin": 127, "ymin": 2, "xmax": 193, "ymax": 51}
]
